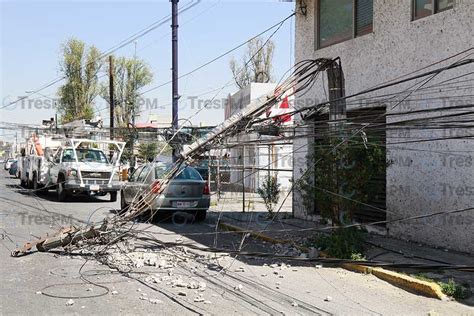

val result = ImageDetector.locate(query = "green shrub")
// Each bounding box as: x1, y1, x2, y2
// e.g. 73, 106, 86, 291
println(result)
440, 279, 469, 300
257, 174, 281, 216
307, 227, 366, 259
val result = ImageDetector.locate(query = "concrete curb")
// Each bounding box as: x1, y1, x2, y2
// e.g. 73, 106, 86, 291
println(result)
218, 220, 447, 300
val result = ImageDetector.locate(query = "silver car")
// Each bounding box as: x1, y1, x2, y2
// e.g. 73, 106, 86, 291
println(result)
120, 163, 210, 221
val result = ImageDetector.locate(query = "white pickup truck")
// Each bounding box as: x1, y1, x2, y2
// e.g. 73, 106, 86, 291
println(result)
45, 139, 126, 202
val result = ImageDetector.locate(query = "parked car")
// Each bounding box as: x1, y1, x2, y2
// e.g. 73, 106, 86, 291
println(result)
120, 163, 210, 221
8, 160, 18, 177
4, 158, 15, 170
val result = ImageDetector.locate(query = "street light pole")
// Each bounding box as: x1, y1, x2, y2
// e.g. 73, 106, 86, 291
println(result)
171, 0, 179, 160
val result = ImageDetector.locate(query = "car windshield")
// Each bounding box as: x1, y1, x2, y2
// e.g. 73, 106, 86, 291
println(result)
63, 148, 109, 163
154, 164, 202, 180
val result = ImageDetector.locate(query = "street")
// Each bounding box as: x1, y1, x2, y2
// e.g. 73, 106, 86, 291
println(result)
1, 170, 472, 315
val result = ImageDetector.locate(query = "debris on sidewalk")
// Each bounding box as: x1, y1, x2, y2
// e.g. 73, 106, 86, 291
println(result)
234, 284, 243, 291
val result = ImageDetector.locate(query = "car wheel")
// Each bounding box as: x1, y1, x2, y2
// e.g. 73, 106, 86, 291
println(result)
110, 191, 118, 202
56, 177, 67, 202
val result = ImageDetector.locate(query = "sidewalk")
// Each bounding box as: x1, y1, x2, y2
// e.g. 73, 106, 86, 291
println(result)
207, 205, 474, 305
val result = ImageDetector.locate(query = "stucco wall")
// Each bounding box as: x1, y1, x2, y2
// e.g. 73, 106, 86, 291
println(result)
294, 0, 474, 253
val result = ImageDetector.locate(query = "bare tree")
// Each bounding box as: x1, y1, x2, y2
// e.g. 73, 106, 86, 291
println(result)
229, 37, 275, 89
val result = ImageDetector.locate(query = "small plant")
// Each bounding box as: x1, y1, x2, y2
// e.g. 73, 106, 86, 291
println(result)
306, 227, 366, 259
439, 279, 469, 300
412, 275, 470, 300
257, 174, 281, 216
350, 252, 366, 261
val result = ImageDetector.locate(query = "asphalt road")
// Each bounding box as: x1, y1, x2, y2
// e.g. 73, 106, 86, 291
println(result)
0, 169, 472, 315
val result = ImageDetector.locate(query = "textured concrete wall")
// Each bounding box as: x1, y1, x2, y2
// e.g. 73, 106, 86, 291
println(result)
294, 0, 474, 253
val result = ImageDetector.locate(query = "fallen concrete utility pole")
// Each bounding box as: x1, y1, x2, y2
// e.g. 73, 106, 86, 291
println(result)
11, 58, 334, 257
11, 222, 108, 257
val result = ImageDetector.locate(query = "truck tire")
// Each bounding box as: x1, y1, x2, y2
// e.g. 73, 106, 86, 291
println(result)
110, 191, 118, 202
32, 173, 38, 192
19, 172, 26, 187
56, 175, 67, 202
120, 191, 128, 211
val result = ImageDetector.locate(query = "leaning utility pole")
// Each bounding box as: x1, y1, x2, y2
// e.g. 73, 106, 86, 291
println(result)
109, 55, 115, 140
171, 0, 179, 160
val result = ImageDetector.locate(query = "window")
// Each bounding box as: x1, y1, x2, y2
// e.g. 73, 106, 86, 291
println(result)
413, 0, 454, 20
174, 167, 203, 180
317, 0, 373, 49
129, 166, 143, 182
137, 165, 151, 182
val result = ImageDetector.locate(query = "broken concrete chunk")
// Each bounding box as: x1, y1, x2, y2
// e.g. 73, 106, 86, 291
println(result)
149, 299, 162, 304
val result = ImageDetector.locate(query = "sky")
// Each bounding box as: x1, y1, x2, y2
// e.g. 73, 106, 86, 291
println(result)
0, 0, 295, 141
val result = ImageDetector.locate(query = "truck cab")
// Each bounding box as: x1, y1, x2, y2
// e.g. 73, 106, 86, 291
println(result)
46, 139, 125, 201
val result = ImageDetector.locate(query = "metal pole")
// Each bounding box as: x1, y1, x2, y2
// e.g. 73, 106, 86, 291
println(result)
171, 0, 179, 160
217, 150, 221, 201
242, 145, 245, 213
109, 55, 115, 140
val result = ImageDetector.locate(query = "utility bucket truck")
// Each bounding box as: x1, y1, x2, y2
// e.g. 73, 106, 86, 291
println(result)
45, 139, 126, 202
18, 133, 63, 191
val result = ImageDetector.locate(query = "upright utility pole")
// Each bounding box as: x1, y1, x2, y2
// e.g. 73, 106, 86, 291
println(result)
171, 0, 179, 160
327, 59, 346, 126
109, 55, 115, 140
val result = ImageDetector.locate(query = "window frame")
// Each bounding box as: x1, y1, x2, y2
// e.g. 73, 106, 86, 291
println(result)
316, 0, 374, 49
412, 0, 454, 21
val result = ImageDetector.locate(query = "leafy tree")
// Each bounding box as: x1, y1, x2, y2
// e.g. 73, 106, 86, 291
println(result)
299, 135, 389, 225
101, 56, 153, 158
229, 37, 275, 89
138, 143, 158, 162
57, 38, 102, 123
100, 56, 153, 128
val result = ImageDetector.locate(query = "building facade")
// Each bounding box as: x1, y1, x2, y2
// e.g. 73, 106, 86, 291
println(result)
293, 0, 474, 253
